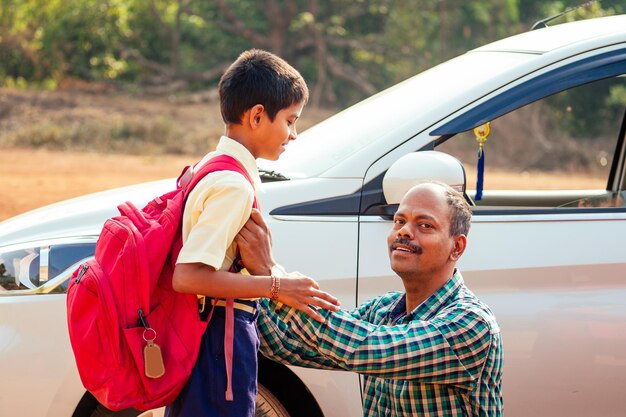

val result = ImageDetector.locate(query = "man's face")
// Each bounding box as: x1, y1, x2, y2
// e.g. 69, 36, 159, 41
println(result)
255, 101, 304, 161
387, 184, 457, 278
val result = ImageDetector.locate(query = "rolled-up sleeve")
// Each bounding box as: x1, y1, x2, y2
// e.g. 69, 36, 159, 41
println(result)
257, 300, 342, 370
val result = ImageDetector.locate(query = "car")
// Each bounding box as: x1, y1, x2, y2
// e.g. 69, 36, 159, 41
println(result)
2, 14, 626, 417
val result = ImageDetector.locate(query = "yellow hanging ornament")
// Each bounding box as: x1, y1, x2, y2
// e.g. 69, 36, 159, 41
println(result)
474, 122, 491, 157
474, 122, 491, 201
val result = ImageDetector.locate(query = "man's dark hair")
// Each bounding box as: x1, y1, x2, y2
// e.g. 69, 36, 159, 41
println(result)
218, 49, 309, 124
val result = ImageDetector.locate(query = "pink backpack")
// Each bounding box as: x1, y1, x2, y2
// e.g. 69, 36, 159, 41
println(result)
66, 155, 256, 411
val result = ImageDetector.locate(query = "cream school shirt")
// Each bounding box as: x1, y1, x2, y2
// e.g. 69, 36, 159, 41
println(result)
177, 136, 261, 271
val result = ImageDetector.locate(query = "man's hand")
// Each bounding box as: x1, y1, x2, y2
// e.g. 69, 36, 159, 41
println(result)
278, 271, 340, 322
235, 209, 341, 322
235, 208, 275, 276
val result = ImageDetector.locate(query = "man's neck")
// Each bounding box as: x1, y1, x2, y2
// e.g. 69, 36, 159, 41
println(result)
401, 267, 455, 313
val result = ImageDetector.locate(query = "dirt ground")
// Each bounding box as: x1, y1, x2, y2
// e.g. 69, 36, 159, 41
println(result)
0, 148, 194, 221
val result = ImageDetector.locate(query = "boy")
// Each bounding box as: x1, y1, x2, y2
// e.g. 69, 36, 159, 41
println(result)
166, 49, 340, 417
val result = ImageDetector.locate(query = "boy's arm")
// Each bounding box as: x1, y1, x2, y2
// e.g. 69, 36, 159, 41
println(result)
173, 179, 339, 321
173, 263, 336, 322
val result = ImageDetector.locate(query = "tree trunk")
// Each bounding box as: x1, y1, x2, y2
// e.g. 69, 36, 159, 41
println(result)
170, 0, 184, 75
307, 0, 326, 108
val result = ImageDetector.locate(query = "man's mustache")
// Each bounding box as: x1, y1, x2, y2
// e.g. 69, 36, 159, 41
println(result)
390, 237, 423, 254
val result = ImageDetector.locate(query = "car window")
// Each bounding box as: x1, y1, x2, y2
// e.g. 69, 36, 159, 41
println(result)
258, 50, 534, 179
0, 243, 95, 294
437, 74, 626, 210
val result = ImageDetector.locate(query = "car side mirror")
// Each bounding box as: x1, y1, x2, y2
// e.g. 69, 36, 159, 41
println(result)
382, 151, 467, 204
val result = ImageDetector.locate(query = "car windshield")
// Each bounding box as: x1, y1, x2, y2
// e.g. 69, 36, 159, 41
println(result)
258, 50, 535, 179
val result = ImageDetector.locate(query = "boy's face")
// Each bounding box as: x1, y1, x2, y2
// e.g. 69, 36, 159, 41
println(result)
255, 101, 304, 160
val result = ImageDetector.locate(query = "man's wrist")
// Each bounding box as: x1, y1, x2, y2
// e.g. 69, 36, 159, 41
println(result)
246, 261, 278, 276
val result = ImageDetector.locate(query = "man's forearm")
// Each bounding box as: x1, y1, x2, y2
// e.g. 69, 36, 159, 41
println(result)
257, 301, 343, 370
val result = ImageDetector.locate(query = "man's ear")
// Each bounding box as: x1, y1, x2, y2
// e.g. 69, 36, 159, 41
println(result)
449, 235, 467, 261
247, 104, 265, 129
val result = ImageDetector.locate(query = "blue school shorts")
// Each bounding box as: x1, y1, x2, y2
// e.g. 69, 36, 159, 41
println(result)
165, 300, 260, 417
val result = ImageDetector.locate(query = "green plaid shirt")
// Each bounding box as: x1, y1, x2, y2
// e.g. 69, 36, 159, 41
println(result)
257, 270, 503, 417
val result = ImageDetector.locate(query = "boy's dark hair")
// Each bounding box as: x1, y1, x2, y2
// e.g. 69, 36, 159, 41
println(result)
218, 49, 309, 124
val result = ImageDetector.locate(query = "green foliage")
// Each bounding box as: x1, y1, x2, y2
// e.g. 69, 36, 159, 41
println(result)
0, 0, 45, 82
512, 1, 625, 139
546, 77, 624, 138
380, 0, 520, 83
0, 0, 622, 126
519, 0, 623, 28
608, 85, 626, 107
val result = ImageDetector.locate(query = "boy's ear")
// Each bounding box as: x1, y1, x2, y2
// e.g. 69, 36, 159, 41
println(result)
247, 104, 265, 129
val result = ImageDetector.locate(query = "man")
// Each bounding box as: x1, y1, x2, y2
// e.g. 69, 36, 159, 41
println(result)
235, 181, 503, 416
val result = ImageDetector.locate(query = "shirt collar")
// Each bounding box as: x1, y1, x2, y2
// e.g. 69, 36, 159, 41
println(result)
389, 269, 465, 322
200, 136, 261, 188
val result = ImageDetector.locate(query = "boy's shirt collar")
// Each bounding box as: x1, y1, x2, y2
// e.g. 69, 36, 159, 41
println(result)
213, 136, 262, 188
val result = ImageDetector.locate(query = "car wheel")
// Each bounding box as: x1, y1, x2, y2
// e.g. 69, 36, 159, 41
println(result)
89, 404, 141, 417
85, 383, 289, 417
256, 383, 291, 417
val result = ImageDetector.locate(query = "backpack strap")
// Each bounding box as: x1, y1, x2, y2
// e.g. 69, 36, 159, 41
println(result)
224, 298, 235, 401
182, 154, 257, 205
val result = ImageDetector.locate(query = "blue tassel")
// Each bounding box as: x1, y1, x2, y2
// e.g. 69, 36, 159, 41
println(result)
475, 147, 484, 201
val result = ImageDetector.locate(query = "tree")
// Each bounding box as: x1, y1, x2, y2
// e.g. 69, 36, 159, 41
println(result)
179, 0, 388, 106
0, 0, 53, 82
1, 0, 622, 110
381, 0, 519, 83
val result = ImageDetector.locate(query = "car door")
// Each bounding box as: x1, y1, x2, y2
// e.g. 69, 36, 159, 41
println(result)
356, 43, 626, 417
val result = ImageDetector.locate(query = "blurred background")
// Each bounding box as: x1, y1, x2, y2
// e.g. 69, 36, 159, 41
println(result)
0, 0, 625, 220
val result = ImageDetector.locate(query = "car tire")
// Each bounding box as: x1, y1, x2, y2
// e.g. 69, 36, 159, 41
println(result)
85, 383, 290, 417
256, 383, 291, 417
89, 404, 141, 417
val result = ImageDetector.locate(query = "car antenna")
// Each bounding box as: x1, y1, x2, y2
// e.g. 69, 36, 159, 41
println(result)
531, 0, 597, 30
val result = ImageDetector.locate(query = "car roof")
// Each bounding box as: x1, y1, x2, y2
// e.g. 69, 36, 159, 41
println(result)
476, 14, 626, 54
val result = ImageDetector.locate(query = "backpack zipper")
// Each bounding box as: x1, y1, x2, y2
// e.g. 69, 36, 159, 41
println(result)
75, 263, 89, 284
